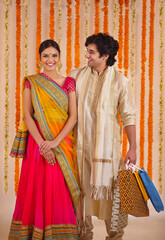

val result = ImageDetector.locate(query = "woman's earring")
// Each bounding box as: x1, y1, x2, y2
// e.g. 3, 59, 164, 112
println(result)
38, 61, 42, 69
58, 62, 63, 71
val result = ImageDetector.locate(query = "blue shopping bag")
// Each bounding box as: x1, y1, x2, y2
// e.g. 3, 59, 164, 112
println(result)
139, 168, 164, 213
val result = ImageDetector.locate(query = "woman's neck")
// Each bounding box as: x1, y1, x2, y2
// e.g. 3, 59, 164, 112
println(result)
42, 70, 59, 80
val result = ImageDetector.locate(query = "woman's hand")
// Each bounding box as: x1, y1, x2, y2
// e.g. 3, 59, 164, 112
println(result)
39, 140, 58, 155
43, 149, 56, 165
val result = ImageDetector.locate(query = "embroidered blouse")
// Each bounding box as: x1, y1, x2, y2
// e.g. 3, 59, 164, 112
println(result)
24, 73, 76, 97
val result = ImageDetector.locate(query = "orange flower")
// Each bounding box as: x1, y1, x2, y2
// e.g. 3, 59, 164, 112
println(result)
102, 0, 108, 34
74, 0, 80, 68
122, 2, 130, 159
140, 0, 147, 169
95, 0, 100, 34
147, 0, 155, 179
49, 0, 55, 39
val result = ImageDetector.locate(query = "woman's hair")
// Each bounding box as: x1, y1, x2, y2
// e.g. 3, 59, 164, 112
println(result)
39, 39, 61, 56
85, 33, 119, 66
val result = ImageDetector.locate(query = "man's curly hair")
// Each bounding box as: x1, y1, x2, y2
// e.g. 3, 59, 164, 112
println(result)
85, 33, 119, 66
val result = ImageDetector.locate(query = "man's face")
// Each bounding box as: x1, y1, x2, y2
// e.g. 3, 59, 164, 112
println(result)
85, 43, 107, 72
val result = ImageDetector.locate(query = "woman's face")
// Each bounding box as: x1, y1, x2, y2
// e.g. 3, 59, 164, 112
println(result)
40, 46, 60, 72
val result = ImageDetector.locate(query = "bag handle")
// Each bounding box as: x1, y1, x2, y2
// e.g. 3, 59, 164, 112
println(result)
126, 160, 143, 173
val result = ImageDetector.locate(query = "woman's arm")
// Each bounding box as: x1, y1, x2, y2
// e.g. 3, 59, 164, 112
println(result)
39, 90, 77, 154
23, 87, 55, 165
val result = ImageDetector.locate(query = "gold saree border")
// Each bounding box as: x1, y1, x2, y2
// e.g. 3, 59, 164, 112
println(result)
9, 220, 78, 240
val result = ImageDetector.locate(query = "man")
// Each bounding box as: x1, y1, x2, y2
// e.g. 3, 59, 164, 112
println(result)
69, 33, 136, 240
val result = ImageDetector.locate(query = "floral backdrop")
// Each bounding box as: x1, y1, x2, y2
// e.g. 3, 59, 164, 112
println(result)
0, 0, 164, 203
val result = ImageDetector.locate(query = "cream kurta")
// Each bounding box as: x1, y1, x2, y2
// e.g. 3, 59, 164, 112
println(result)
69, 66, 136, 220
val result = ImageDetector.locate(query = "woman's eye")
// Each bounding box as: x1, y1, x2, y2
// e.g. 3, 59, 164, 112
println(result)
52, 54, 58, 58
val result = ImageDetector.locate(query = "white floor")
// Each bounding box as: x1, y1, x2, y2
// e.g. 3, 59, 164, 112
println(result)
93, 212, 165, 240
0, 204, 165, 240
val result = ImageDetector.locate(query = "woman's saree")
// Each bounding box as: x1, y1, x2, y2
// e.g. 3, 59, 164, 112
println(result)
9, 74, 81, 240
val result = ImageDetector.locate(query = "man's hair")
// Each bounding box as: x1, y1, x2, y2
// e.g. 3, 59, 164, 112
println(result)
85, 33, 119, 66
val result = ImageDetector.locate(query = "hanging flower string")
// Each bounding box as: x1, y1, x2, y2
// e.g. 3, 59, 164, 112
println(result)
122, 0, 129, 159
158, 0, 164, 194
49, 0, 55, 39
57, 0, 63, 49
102, 0, 108, 34
112, 0, 119, 41
23, 0, 30, 76
117, 0, 124, 71
66, 0, 72, 75
84, 0, 89, 40
147, 0, 155, 179
74, 0, 80, 68
36, 0, 41, 73
4, 0, 9, 194
95, 0, 100, 34
15, 0, 21, 196
139, 0, 147, 168
117, 0, 124, 133
130, 0, 137, 87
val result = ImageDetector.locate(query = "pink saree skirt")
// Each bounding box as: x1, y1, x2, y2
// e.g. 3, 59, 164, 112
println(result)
9, 132, 78, 240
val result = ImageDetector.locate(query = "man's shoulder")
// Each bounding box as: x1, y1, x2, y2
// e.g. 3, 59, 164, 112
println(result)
69, 66, 86, 79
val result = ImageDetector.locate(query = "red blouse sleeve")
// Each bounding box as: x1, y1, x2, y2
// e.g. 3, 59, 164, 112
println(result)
67, 77, 76, 93
24, 79, 31, 89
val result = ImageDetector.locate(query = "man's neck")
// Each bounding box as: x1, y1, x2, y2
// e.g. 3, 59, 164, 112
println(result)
93, 65, 108, 75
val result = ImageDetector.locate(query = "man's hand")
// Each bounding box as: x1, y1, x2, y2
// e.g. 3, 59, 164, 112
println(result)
124, 148, 136, 165
42, 149, 56, 165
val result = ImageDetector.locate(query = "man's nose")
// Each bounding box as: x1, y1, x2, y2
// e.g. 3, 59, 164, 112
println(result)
85, 52, 90, 58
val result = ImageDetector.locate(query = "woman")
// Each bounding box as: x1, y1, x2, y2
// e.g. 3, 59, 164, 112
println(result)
9, 40, 81, 239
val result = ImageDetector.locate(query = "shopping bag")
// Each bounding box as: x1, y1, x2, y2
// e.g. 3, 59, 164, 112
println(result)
118, 170, 149, 217
139, 168, 164, 212
134, 171, 149, 201
110, 179, 128, 232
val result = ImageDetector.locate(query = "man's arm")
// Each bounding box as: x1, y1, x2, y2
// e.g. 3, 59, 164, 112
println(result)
124, 125, 136, 165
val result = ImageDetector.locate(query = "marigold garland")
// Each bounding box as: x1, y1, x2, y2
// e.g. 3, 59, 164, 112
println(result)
15, 0, 22, 196
147, 0, 155, 179
84, 0, 89, 40
112, 0, 119, 40
23, 0, 30, 76
130, 0, 137, 87
117, 0, 124, 135
74, 0, 80, 68
57, 0, 63, 49
4, 0, 9, 194
66, 0, 72, 75
95, 0, 100, 34
139, 0, 147, 168
158, 0, 164, 194
36, 0, 41, 73
102, 0, 108, 34
117, 0, 124, 71
122, 1, 130, 159
49, 0, 55, 39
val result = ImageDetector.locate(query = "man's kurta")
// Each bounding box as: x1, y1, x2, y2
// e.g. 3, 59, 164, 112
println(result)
70, 66, 136, 220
